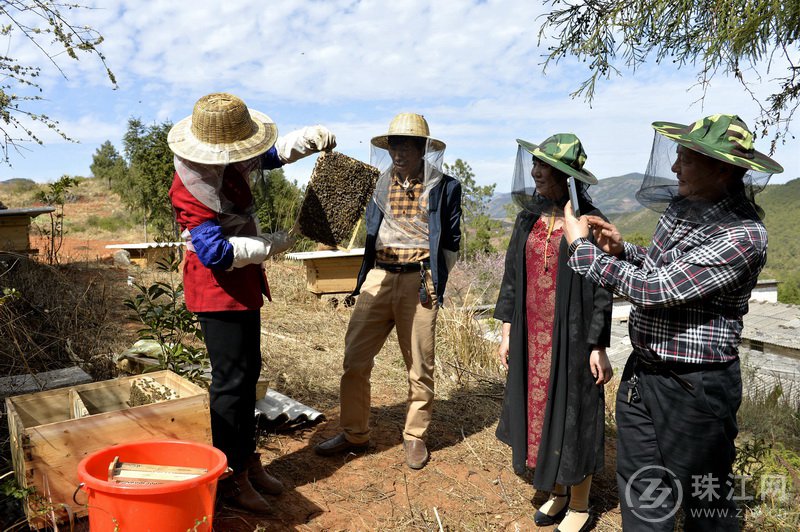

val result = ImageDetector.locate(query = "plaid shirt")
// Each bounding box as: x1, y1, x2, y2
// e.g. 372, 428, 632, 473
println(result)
375, 173, 430, 264
568, 194, 767, 364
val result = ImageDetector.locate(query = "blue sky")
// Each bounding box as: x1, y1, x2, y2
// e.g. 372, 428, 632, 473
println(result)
2, 0, 798, 191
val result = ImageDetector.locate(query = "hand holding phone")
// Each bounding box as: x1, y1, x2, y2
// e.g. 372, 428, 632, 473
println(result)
567, 175, 581, 217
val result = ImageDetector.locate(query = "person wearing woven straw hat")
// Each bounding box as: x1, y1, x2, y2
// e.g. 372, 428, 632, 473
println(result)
494, 133, 613, 532
314, 113, 461, 470
561, 114, 783, 531
168, 92, 336, 514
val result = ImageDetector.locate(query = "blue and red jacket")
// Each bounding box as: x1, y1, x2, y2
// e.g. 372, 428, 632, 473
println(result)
169, 148, 282, 312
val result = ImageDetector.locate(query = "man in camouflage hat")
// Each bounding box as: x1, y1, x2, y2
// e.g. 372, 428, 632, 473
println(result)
561, 114, 783, 530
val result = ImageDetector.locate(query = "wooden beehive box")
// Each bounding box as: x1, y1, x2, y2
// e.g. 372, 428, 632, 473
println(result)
0, 207, 55, 255
5, 370, 211, 528
286, 248, 365, 297
104, 242, 183, 267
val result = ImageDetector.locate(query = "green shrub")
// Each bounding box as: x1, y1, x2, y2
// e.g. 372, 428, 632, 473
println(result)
85, 213, 134, 232
124, 252, 208, 384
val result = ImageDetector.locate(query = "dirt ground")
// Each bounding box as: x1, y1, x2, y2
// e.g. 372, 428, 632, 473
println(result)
19, 230, 625, 530
204, 261, 624, 532
29, 236, 130, 263
213, 397, 621, 532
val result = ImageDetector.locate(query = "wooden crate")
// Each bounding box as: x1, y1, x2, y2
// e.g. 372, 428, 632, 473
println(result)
0, 207, 55, 255
0, 215, 31, 251
5, 370, 211, 528
287, 248, 365, 296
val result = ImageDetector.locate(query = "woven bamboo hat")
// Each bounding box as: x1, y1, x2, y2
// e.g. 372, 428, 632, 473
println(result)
371, 113, 445, 151
168, 93, 278, 164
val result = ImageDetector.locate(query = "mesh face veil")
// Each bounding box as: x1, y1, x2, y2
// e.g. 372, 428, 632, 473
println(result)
175, 154, 262, 239
511, 143, 592, 216
636, 132, 773, 224
370, 137, 445, 251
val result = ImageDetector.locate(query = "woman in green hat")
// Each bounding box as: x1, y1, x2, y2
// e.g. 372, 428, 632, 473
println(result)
494, 133, 613, 532
562, 114, 783, 530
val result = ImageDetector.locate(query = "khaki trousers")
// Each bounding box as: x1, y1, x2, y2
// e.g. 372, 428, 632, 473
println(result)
340, 268, 438, 443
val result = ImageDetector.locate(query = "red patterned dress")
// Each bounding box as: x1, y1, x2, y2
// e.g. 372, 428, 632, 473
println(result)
524, 215, 562, 467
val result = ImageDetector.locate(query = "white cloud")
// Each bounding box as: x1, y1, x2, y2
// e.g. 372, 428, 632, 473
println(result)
1, 0, 797, 186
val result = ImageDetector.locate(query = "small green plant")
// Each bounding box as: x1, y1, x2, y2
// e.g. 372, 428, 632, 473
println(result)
34, 175, 80, 265
0, 287, 19, 305
1, 472, 33, 501
734, 378, 800, 529
0, 472, 34, 530
188, 515, 208, 531
124, 252, 208, 384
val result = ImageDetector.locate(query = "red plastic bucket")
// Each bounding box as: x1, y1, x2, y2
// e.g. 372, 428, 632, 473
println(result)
77, 440, 227, 532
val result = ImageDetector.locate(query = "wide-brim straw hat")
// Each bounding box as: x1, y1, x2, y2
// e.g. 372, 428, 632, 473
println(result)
517, 133, 598, 185
652, 113, 783, 174
168, 93, 278, 165
371, 112, 446, 151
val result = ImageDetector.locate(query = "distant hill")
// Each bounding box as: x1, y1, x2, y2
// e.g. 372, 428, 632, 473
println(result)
610, 177, 800, 237
0, 178, 37, 189
488, 172, 645, 219
487, 177, 800, 302
607, 178, 800, 303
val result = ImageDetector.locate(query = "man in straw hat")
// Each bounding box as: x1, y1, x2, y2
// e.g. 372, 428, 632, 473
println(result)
314, 113, 461, 470
561, 114, 783, 530
168, 92, 335, 514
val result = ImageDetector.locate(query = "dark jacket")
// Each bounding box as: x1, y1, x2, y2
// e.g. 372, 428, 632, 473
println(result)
494, 204, 612, 490
352, 174, 462, 306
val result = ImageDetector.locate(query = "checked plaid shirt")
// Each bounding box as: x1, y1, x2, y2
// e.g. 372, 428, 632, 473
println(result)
375, 173, 430, 264
568, 192, 767, 364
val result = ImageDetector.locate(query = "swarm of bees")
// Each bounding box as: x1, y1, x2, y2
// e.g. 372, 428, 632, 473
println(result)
128, 377, 178, 407
297, 151, 379, 247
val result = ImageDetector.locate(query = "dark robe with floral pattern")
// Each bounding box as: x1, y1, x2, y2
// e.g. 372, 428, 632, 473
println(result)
494, 204, 612, 490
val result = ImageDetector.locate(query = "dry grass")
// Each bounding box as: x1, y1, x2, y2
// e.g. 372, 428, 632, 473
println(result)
1, 177, 143, 243
0, 255, 132, 381
248, 259, 624, 531
1, 243, 793, 530
0, 254, 137, 530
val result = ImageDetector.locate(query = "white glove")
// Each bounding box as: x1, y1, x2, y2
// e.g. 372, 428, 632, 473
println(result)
228, 236, 270, 269
444, 249, 458, 272
274, 125, 337, 164
262, 231, 296, 258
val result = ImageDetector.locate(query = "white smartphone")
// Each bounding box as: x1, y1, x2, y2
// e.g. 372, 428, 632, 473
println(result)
567, 175, 581, 217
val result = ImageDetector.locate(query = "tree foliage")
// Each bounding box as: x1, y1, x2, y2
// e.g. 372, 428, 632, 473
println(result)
0, 1, 116, 164
90, 140, 126, 187
444, 159, 501, 259
33, 174, 79, 264
539, 0, 800, 150
116, 118, 175, 240
252, 168, 303, 233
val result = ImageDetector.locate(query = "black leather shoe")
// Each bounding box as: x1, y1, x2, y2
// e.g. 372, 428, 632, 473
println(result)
534, 493, 569, 526
314, 433, 369, 456
554, 508, 593, 532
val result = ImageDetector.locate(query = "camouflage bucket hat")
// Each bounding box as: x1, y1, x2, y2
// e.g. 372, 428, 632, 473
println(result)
652, 114, 783, 174
516, 133, 598, 184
